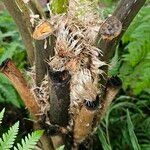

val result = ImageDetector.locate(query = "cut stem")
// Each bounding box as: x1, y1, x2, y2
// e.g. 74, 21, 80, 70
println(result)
0, 59, 40, 120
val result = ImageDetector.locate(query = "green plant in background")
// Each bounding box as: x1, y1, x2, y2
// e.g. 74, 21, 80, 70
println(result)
104, 3, 150, 95
0, 73, 24, 108
0, 108, 43, 150
98, 94, 150, 150
105, 3, 150, 95
51, 0, 69, 14
126, 110, 141, 150
0, 10, 27, 108
108, 48, 121, 76
98, 2, 150, 150
0, 11, 26, 68
119, 6, 150, 95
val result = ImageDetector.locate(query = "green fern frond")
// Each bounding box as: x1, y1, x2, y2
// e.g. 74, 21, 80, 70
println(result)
14, 130, 43, 150
127, 110, 141, 150
122, 6, 150, 66
0, 108, 5, 124
122, 6, 150, 44
0, 121, 19, 150
119, 6, 150, 95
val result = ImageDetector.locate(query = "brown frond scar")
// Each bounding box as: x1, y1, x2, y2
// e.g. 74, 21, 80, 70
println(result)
99, 16, 122, 41
97, 0, 146, 61
32, 20, 54, 40
0, 59, 40, 120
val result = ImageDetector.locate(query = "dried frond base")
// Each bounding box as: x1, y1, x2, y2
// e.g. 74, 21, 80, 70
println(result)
46, 0, 107, 143
30, 0, 108, 143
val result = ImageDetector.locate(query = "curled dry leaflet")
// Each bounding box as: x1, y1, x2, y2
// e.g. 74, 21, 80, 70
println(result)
31, 0, 122, 145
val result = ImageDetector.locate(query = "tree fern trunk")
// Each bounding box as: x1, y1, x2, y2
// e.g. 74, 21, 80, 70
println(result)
1, 0, 146, 149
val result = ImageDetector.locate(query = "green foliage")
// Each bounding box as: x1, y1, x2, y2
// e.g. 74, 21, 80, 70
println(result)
108, 48, 121, 76
0, 11, 26, 67
98, 94, 150, 150
127, 110, 141, 150
119, 6, 150, 95
51, 0, 69, 14
0, 109, 43, 150
0, 122, 19, 150
14, 130, 44, 150
0, 108, 5, 124
97, 128, 111, 150
0, 10, 26, 108
105, 6, 150, 149
0, 73, 24, 108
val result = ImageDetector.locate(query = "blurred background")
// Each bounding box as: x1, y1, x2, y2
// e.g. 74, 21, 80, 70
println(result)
0, 0, 149, 149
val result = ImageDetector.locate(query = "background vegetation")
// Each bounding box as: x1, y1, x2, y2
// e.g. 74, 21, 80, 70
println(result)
0, 0, 149, 149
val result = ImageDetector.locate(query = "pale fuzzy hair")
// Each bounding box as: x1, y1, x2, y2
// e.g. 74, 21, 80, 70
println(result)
48, 16, 105, 71
47, 1, 106, 107
28, 0, 107, 129
70, 69, 99, 105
